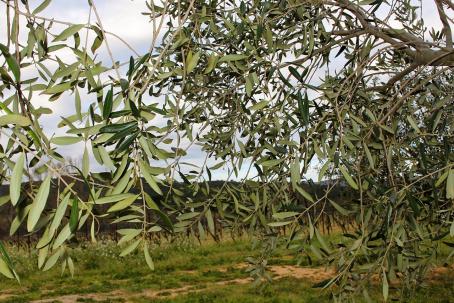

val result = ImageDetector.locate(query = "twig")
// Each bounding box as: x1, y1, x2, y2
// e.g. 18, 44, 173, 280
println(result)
88, 0, 121, 80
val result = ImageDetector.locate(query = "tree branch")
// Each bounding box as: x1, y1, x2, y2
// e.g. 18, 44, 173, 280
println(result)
365, 62, 419, 92
435, 0, 453, 48
327, 0, 454, 66
443, 0, 454, 12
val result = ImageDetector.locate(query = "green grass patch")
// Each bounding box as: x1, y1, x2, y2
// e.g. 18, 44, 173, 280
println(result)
0, 235, 452, 303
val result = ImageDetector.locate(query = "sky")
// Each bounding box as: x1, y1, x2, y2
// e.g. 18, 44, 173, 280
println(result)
0, 0, 257, 181
0, 0, 445, 181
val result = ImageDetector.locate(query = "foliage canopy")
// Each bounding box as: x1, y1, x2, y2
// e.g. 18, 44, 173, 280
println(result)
0, 0, 454, 300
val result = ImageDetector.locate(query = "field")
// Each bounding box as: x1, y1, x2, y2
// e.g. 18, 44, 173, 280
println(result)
0, 236, 453, 303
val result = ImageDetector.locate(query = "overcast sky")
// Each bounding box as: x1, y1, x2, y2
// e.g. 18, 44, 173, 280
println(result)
0, 0, 444, 181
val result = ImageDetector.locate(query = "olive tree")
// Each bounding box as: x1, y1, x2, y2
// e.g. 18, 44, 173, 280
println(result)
0, 0, 453, 301
156, 0, 454, 299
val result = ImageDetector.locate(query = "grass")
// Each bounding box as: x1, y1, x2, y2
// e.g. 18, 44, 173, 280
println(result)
137, 278, 330, 303
0, 237, 266, 302
135, 275, 454, 303
0, 234, 453, 303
